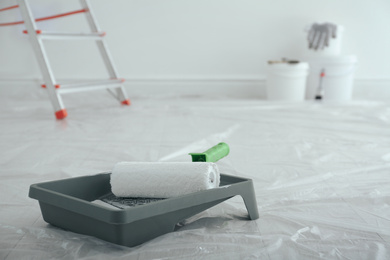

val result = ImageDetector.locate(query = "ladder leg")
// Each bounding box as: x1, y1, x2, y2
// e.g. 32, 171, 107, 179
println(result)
17, 0, 68, 119
79, 0, 130, 105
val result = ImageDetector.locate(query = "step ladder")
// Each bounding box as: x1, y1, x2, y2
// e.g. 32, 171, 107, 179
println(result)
1, 0, 130, 119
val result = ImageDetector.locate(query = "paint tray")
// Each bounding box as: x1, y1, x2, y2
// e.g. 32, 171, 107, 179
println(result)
29, 172, 259, 247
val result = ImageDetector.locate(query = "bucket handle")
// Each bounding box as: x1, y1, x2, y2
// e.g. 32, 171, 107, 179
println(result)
269, 72, 309, 78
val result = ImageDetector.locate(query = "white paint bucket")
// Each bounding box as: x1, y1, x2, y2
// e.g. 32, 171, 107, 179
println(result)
305, 55, 358, 101
266, 62, 309, 101
304, 25, 344, 57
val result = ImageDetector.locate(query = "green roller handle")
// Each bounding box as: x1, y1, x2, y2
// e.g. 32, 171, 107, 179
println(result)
189, 142, 230, 162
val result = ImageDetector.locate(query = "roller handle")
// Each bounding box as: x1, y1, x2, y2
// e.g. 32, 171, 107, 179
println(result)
189, 142, 230, 162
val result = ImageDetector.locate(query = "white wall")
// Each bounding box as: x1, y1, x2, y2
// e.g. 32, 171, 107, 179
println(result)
1, 0, 389, 96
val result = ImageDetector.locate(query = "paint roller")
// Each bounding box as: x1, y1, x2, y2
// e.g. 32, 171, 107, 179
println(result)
110, 143, 230, 198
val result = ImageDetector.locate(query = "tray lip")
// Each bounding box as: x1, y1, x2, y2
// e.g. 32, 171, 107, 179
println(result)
29, 172, 254, 224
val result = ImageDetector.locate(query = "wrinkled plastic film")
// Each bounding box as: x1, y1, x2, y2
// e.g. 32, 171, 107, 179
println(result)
1, 88, 390, 259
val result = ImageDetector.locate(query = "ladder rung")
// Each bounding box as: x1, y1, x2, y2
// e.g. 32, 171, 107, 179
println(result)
0, 5, 19, 12
57, 79, 125, 94
23, 30, 106, 40
1, 8, 86, 27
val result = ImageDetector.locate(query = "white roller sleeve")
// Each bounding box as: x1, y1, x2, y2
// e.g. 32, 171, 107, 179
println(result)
110, 162, 220, 198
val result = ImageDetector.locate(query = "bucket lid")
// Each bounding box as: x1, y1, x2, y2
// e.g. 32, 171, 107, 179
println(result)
268, 62, 309, 70
304, 55, 357, 64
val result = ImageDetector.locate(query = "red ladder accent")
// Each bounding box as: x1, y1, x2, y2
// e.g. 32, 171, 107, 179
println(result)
0, 8, 86, 27
0, 5, 19, 12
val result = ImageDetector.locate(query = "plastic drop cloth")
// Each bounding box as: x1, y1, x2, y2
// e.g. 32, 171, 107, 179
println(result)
1, 86, 390, 260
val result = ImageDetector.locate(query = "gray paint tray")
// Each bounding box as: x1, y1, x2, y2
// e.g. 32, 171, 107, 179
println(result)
29, 173, 259, 247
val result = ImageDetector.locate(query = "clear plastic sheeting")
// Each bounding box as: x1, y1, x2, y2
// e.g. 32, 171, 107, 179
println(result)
1, 87, 390, 259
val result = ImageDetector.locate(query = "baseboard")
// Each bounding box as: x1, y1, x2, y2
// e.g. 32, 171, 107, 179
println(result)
0, 77, 389, 100
351, 78, 390, 101
0, 76, 266, 99
123, 76, 266, 99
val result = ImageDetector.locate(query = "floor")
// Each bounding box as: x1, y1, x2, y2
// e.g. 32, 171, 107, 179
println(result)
1, 85, 390, 259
